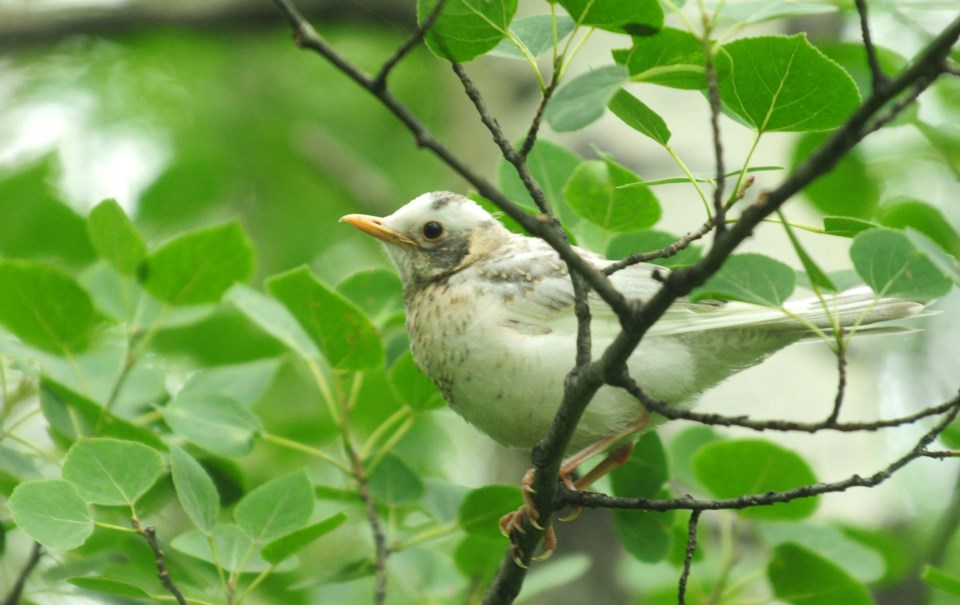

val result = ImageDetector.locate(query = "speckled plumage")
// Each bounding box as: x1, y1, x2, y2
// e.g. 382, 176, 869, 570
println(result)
343, 192, 923, 452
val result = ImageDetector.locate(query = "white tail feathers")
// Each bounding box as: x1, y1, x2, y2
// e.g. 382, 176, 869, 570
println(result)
780, 286, 927, 331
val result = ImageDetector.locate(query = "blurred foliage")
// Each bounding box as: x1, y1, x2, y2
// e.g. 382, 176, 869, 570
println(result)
0, 1, 958, 605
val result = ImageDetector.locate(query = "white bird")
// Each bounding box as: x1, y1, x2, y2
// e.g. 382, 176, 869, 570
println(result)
342, 191, 922, 552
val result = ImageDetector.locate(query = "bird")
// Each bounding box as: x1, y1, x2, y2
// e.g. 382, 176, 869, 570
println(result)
341, 191, 923, 556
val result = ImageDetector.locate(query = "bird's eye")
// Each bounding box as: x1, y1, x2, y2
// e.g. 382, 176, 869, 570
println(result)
422, 221, 444, 241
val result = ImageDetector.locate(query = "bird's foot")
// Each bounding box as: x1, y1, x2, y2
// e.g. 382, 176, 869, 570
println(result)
499, 469, 558, 563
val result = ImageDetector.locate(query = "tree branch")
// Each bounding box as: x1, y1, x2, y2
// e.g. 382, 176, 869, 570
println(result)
2, 542, 42, 605
562, 400, 960, 512
372, 0, 445, 90
854, 0, 890, 92
131, 518, 188, 605
678, 510, 701, 605
701, 9, 726, 235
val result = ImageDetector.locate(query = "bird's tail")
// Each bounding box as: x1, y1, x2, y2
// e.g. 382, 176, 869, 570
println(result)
778, 286, 927, 332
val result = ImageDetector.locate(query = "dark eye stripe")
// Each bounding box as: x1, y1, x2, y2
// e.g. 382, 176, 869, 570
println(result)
422, 221, 444, 240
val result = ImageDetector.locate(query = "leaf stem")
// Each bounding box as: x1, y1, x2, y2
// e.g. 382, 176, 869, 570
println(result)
259, 432, 350, 474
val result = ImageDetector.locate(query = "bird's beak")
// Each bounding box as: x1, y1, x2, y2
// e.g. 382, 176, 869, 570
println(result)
340, 214, 419, 248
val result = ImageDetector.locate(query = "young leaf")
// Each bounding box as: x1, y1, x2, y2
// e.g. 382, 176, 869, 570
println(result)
261, 512, 348, 564
177, 358, 281, 407
368, 454, 426, 505
612, 497, 675, 563
337, 269, 404, 323
564, 158, 661, 232
235, 470, 313, 543
718, 35, 860, 132
608, 89, 671, 145
693, 439, 819, 520
389, 352, 443, 411
850, 228, 952, 300
923, 566, 960, 597
823, 216, 878, 237
626, 28, 707, 89
609, 433, 668, 498
458, 484, 522, 539
418, 0, 518, 62
769, 543, 873, 605
606, 230, 702, 268
490, 15, 575, 60
139, 221, 254, 306
556, 0, 662, 35
61, 438, 164, 507
8, 480, 93, 550
39, 378, 166, 449
0, 260, 103, 354
689, 253, 796, 307
266, 266, 384, 370
877, 198, 960, 257
227, 284, 321, 359
172, 524, 279, 573
162, 393, 262, 458
170, 444, 220, 534
68, 577, 152, 599
545, 65, 629, 132
778, 211, 837, 292
86, 199, 147, 275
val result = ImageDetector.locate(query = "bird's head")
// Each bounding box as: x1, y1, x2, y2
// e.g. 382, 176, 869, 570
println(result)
341, 191, 511, 287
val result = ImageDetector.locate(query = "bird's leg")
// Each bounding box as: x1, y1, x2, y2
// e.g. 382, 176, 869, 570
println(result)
499, 413, 649, 562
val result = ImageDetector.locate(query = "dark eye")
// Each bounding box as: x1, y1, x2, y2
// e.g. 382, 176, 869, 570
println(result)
422, 221, 444, 240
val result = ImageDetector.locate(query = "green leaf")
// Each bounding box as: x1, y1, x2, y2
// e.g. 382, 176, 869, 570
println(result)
8, 480, 93, 550
490, 15, 575, 59
877, 199, 960, 257
170, 444, 219, 534
227, 284, 321, 359
905, 228, 960, 287
718, 35, 860, 132
761, 523, 884, 583
267, 266, 384, 370
626, 28, 707, 89
769, 543, 873, 605
368, 454, 425, 505
606, 230, 702, 268
498, 139, 582, 224
235, 470, 313, 543
690, 253, 796, 307
261, 512, 348, 564
0, 260, 103, 354
850, 228, 952, 300
693, 439, 819, 520
39, 378, 166, 449
86, 199, 147, 275
139, 221, 254, 306
823, 216, 878, 237
162, 392, 263, 458
923, 566, 960, 597
610, 433, 668, 497
564, 158, 660, 231
608, 89, 671, 145
336, 269, 404, 323
666, 426, 719, 490
388, 352, 443, 411
458, 484, 521, 539
62, 438, 164, 506
454, 535, 504, 582
612, 496, 675, 563
721, 1, 836, 24
177, 358, 280, 407
545, 65, 629, 132
172, 524, 282, 573
68, 577, 152, 599
779, 212, 837, 292
419, 0, 518, 62
794, 132, 879, 218
557, 0, 662, 35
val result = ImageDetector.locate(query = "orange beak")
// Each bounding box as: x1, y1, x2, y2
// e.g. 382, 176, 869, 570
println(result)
340, 214, 419, 248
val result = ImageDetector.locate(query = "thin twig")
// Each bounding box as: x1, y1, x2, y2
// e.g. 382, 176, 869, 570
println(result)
131, 518, 188, 605
678, 511, 702, 605
702, 11, 726, 235
2, 542, 42, 605
348, 445, 389, 605
372, 0, 446, 90
563, 401, 960, 511
518, 68, 561, 160
603, 218, 715, 275
854, 0, 889, 91
826, 340, 848, 424
614, 375, 960, 434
